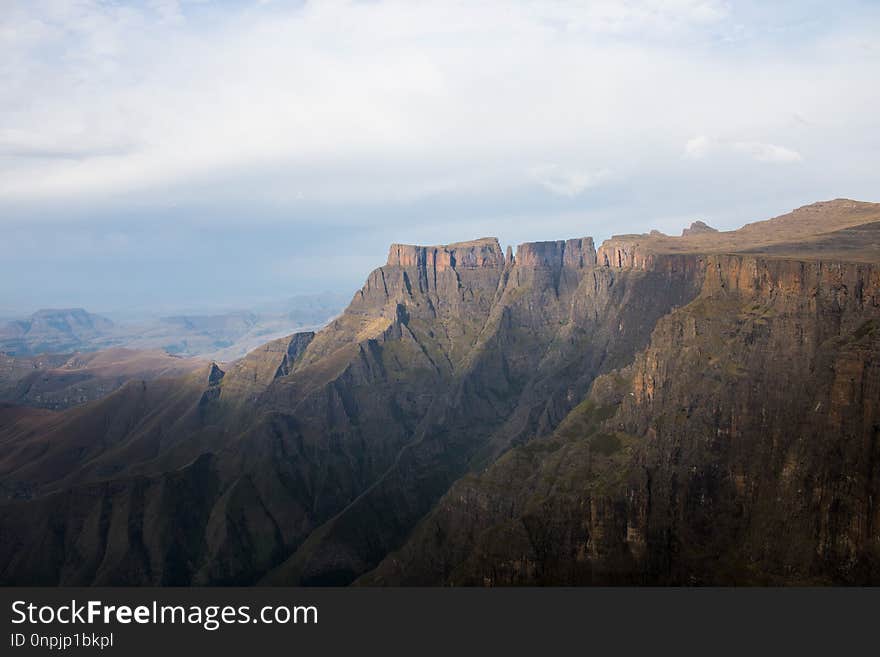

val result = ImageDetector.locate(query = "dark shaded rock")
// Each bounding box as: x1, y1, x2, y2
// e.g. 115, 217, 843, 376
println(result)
363, 253, 880, 586
207, 362, 225, 386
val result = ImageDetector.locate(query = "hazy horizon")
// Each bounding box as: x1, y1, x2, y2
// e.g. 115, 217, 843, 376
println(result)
3, 195, 876, 319
3, 1, 880, 313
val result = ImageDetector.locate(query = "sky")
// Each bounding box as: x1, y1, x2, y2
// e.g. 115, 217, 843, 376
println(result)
1, 0, 879, 316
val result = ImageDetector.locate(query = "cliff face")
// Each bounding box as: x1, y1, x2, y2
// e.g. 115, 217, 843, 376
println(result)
514, 238, 596, 269
615, 255, 880, 584
1, 199, 879, 586
363, 243, 880, 585
260, 234, 699, 586
386, 237, 505, 270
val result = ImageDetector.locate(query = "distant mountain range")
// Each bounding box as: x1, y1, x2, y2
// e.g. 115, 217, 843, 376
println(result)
1, 199, 878, 586
0, 308, 115, 355
0, 293, 349, 361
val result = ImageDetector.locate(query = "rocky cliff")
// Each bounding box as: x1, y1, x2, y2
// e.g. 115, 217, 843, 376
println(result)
361, 202, 880, 585
1, 199, 879, 586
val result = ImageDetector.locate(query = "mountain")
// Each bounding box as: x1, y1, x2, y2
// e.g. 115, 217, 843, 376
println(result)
0, 348, 205, 410
362, 199, 880, 585
0, 198, 878, 585
150, 311, 263, 357
0, 296, 346, 361
0, 308, 114, 356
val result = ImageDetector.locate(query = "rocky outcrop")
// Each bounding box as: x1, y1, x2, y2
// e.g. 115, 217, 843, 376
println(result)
386, 238, 505, 270
514, 237, 596, 269
207, 362, 225, 386
209, 331, 316, 405
682, 220, 717, 236
274, 332, 314, 379
596, 238, 657, 270
596, 242, 706, 281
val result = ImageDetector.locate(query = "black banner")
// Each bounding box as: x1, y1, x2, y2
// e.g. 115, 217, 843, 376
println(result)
1, 587, 876, 655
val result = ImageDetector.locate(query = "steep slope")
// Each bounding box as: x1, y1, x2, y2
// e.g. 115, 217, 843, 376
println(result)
263, 238, 701, 585
0, 239, 513, 584
362, 202, 880, 585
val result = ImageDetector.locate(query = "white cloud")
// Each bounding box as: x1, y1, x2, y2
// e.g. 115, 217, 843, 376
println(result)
148, 0, 186, 25
732, 141, 803, 163
0, 0, 875, 212
683, 135, 715, 160
526, 0, 731, 36
683, 136, 803, 164
528, 164, 610, 197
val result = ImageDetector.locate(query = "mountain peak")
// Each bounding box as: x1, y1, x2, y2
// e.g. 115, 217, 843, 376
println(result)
515, 237, 597, 269
681, 220, 717, 237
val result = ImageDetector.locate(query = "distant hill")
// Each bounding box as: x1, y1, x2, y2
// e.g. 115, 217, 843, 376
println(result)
159, 311, 259, 335
283, 292, 350, 326
0, 348, 205, 410
0, 308, 114, 356
0, 296, 346, 360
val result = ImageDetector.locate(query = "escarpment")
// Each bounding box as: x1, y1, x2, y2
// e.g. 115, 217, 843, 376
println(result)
514, 237, 597, 269
386, 237, 505, 270
2, 198, 880, 586
362, 206, 880, 586
596, 238, 657, 270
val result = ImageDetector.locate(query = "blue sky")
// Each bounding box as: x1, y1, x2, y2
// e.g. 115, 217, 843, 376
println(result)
1, 0, 879, 315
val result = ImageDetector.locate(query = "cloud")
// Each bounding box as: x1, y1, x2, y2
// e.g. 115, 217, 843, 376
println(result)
0, 127, 135, 160
683, 136, 803, 164
526, 0, 731, 37
0, 0, 875, 220
528, 164, 610, 197
683, 135, 715, 160
732, 141, 803, 163
148, 0, 186, 26
4, 0, 880, 314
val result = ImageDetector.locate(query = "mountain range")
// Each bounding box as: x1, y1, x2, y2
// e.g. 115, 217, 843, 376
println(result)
0, 293, 348, 362
0, 199, 878, 585
0, 308, 115, 356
